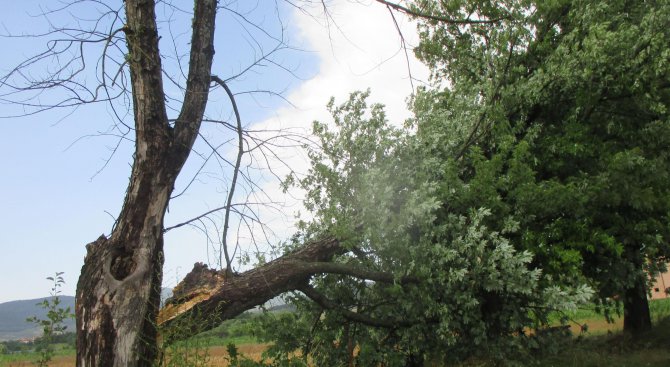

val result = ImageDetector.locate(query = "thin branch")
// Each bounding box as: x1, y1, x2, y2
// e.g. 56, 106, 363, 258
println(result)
211, 75, 245, 274
385, 4, 414, 92
376, 0, 507, 24
296, 261, 418, 284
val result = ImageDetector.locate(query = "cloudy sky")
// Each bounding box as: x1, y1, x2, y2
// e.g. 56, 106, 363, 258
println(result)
0, 0, 428, 302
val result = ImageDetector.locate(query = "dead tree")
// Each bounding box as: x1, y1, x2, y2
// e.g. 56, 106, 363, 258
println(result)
74, 1, 217, 365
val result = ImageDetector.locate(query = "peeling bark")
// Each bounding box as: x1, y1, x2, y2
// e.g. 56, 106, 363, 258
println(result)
75, 0, 217, 366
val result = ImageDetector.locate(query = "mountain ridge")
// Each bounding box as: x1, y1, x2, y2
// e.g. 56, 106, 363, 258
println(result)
0, 288, 173, 342
0, 296, 76, 341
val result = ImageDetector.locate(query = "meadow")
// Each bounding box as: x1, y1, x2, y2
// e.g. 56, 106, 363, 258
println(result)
2, 298, 669, 366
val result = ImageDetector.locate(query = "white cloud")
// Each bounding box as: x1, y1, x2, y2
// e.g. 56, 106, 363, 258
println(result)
243, 1, 429, 241
163, 0, 429, 280
268, 0, 428, 129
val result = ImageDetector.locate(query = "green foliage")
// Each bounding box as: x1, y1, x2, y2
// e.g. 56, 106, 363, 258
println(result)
411, 0, 670, 325
224, 343, 268, 367
26, 272, 74, 367
160, 338, 211, 367
266, 91, 593, 365
157, 312, 264, 366
265, 0, 669, 363
189, 313, 259, 345
0, 345, 76, 365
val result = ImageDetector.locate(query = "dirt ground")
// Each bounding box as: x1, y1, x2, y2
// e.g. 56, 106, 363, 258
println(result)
568, 316, 623, 335
207, 344, 267, 366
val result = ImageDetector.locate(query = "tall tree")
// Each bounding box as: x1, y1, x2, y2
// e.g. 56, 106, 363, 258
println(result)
254, 92, 591, 366
75, 0, 217, 365
413, 0, 670, 334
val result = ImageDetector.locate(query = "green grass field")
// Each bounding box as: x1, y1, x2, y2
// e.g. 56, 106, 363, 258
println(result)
531, 316, 670, 367
2, 299, 670, 366
528, 298, 670, 367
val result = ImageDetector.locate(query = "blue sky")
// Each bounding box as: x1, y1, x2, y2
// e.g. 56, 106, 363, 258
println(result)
0, 0, 428, 303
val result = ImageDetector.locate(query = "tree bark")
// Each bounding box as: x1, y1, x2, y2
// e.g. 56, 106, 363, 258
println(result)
622, 245, 653, 336
623, 275, 652, 335
154, 235, 423, 344
75, 0, 217, 366
157, 236, 346, 343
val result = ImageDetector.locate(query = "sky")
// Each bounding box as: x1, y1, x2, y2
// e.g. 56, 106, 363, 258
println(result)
0, 0, 429, 303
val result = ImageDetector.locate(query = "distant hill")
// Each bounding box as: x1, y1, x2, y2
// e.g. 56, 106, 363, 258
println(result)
0, 296, 76, 341
1, 289, 174, 342
0, 289, 289, 341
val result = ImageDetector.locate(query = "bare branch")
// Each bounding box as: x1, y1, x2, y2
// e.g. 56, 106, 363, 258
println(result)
376, 0, 507, 24
211, 75, 245, 273
171, 0, 217, 161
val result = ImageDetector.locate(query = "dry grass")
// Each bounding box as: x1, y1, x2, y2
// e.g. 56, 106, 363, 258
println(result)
5, 354, 74, 367
207, 344, 268, 366
2, 344, 269, 367
568, 315, 622, 335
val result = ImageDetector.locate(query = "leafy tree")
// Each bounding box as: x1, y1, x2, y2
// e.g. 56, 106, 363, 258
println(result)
254, 0, 670, 362
258, 92, 592, 365
412, 0, 670, 334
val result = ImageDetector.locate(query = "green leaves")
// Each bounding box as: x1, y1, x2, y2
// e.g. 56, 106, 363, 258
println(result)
414, 0, 670, 334
26, 273, 74, 367
260, 0, 670, 362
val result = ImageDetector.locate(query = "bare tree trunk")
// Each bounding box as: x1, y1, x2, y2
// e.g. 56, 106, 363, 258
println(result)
75, 0, 217, 365
623, 275, 652, 335
622, 246, 652, 336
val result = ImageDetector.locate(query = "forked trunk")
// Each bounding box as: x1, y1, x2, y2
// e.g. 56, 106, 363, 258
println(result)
75, 0, 217, 365
76, 156, 174, 366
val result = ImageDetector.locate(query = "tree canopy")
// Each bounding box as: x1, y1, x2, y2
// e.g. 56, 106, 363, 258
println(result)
253, 0, 670, 365
413, 0, 670, 333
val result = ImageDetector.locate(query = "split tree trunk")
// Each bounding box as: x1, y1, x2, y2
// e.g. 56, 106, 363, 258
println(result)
75, 0, 217, 366
155, 234, 421, 344
157, 236, 345, 343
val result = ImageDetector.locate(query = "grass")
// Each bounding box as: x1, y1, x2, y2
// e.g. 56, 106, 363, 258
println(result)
532, 316, 670, 367
556, 298, 670, 335
458, 298, 670, 367
0, 345, 75, 366
2, 299, 670, 366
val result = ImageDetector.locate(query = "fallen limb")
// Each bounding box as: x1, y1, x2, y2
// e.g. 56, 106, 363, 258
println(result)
158, 235, 346, 343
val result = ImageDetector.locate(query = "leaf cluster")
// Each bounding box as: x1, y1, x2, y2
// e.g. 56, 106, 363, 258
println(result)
258, 0, 670, 364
